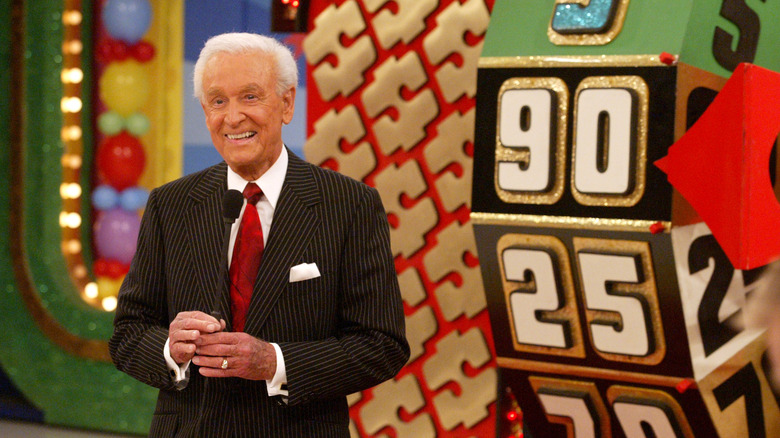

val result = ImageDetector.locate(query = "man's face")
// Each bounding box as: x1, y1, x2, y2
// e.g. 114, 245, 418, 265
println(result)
200, 50, 295, 180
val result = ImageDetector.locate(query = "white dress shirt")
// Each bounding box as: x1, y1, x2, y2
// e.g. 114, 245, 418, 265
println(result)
165, 147, 289, 398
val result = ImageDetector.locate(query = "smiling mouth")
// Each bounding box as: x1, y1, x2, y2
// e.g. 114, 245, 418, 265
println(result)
226, 131, 257, 140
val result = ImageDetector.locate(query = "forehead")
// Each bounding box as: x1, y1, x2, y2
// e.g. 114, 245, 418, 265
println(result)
203, 50, 276, 88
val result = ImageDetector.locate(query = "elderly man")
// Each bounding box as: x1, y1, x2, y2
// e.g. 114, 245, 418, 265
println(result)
109, 32, 409, 437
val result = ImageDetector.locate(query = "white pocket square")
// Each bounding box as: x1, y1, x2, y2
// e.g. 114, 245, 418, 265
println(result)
289, 263, 321, 283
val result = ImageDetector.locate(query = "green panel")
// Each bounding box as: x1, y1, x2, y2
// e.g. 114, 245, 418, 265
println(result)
483, 0, 694, 57
0, 0, 156, 434
681, 0, 780, 76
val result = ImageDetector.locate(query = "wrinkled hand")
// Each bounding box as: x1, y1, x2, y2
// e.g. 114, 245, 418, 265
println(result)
168, 311, 225, 365
192, 332, 277, 381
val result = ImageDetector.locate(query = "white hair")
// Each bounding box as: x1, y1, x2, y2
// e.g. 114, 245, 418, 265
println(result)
193, 32, 298, 101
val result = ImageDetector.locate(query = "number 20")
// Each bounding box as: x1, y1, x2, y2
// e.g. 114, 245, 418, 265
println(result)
495, 76, 648, 207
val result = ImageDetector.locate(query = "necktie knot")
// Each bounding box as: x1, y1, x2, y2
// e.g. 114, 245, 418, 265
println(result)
244, 183, 263, 205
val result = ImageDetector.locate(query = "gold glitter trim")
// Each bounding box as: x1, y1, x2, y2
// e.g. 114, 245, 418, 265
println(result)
497, 356, 689, 388
495, 77, 568, 204
547, 0, 631, 46
479, 54, 667, 69
470, 212, 670, 233
570, 75, 648, 207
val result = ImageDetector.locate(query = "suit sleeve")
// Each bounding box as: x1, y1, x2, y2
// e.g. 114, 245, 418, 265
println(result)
109, 189, 179, 391
280, 186, 410, 405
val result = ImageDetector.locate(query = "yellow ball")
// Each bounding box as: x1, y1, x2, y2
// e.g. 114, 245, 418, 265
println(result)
99, 60, 150, 116
96, 275, 124, 299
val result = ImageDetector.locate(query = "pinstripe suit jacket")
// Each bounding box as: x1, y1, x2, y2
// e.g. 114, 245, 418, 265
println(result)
109, 150, 409, 437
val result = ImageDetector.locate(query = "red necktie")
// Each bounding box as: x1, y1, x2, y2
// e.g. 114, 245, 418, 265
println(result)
229, 183, 264, 332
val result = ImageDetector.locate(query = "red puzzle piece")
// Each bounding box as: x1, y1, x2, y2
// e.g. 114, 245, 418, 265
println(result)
656, 63, 780, 269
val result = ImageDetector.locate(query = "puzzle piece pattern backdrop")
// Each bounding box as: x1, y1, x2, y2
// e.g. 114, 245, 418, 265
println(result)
303, 0, 496, 436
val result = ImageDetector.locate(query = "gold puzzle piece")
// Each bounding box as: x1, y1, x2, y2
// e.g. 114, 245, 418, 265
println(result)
423, 0, 490, 103
364, 0, 439, 49
303, 105, 377, 181
361, 52, 439, 155
374, 161, 438, 258
423, 221, 486, 321
398, 268, 437, 363
424, 109, 475, 212
302, 1, 376, 100
422, 328, 496, 430
398, 267, 427, 306
359, 374, 436, 438
405, 306, 437, 363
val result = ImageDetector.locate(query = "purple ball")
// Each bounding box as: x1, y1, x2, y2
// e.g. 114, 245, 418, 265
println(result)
94, 208, 141, 264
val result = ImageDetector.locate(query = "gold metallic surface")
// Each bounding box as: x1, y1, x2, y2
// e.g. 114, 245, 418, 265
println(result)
570, 75, 648, 207
471, 211, 670, 233
547, 0, 631, 46
495, 77, 568, 205
499, 357, 688, 388
479, 54, 666, 69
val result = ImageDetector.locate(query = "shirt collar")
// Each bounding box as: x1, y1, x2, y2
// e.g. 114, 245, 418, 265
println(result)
226, 147, 288, 209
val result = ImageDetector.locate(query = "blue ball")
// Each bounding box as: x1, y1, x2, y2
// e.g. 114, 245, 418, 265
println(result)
119, 187, 149, 211
92, 185, 119, 210
102, 0, 152, 44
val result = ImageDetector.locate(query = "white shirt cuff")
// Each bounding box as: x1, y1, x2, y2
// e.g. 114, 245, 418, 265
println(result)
164, 338, 191, 385
266, 342, 288, 398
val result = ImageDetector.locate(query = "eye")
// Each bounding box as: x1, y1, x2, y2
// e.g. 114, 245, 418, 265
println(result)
245, 94, 258, 101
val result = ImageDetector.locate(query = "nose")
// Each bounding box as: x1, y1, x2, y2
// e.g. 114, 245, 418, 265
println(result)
224, 103, 246, 126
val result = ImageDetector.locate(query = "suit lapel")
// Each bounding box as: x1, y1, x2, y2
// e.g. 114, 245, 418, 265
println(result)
184, 162, 229, 318
244, 151, 321, 335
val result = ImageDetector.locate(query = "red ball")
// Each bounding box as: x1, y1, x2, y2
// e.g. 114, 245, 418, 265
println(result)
105, 259, 130, 279
110, 40, 130, 61
131, 41, 155, 62
95, 40, 114, 63
96, 132, 146, 190
93, 258, 110, 277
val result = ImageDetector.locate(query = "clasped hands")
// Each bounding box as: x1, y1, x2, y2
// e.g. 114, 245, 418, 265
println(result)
168, 311, 276, 380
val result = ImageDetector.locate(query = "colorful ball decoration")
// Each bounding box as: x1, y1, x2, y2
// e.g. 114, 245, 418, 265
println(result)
91, 185, 119, 210
94, 208, 141, 265
97, 111, 124, 135
119, 187, 149, 211
96, 132, 146, 191
102, 0, 152, 44
125, 112, 151, 136
99, 60, 150, 116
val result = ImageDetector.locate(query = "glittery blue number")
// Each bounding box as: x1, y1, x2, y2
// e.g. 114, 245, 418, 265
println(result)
551, 0, 620, 34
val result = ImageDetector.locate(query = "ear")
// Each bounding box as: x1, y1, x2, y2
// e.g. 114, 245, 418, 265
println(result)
282, 87, 296, 125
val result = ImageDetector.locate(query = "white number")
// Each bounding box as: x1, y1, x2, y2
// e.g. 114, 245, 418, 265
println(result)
498, 89, 554, 192
538, 393, 597, 438
614, 401, 680, 437
504, 248, 568, 348
578, 252, 649, 356
573, 88, 633, 194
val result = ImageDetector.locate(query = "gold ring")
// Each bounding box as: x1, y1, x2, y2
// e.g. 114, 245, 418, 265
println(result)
221, 358, 228, 370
